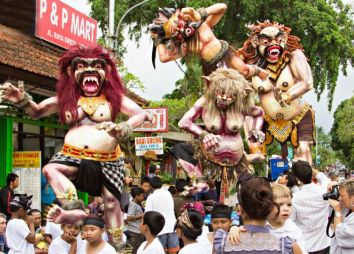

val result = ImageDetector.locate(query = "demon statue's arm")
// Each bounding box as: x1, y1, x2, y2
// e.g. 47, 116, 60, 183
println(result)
178, 97, 221, 149
283, 50, 313, 104
97, 96, 152, 140
243, 106, 265, 161
178, 97, 204, 136
244, 106, 265, 141
0, 81, 58, 118
181, 3, 227, 28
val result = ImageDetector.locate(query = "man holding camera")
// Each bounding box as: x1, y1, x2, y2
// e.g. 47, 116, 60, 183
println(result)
328, 179, 354, 254
290, 160, 331, 254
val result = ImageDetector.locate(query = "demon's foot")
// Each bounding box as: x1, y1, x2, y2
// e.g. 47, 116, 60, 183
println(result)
47, 205, 87, 225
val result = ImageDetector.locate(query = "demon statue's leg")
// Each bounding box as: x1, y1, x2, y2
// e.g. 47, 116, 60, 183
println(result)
43, 163, 88, 224
294, 140, 313, 165
102, 186, 124, 249
43, 163, 79, 203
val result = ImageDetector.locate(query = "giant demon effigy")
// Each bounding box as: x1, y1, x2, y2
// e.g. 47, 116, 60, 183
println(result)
171, 68, 265, 202
238, 21, 315, 164
0, 45, 151, 247
149, 3, 267, 79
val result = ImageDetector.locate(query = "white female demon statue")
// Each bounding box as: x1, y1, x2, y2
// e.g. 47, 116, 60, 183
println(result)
149, 3, 267, 79
171, 68, 265, 202
0, 45, 151, 246
238, 21, 315, 164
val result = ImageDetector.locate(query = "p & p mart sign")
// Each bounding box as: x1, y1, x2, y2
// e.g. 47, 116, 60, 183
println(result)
35, 0, 98, 48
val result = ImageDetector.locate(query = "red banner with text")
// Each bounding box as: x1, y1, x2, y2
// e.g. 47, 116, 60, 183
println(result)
35, 0, 98, 48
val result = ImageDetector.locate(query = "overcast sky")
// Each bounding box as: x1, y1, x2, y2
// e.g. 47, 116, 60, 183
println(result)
62, 0, 354, 133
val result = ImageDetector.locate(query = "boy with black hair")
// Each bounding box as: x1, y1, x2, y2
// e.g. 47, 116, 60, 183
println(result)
137, 211, 165, 254
6, 194, 35, 254
0, 173, 19, 220
126, 186, 145, 254
210, 204, 232, 233
140, 176, 151, 200
48, 200, 86, 254
78, 216, 116, 254
145, 177, 179, 253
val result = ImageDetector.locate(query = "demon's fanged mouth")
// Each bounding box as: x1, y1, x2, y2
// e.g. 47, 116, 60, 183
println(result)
266, 45, 283, 61
82, 74, 100, 93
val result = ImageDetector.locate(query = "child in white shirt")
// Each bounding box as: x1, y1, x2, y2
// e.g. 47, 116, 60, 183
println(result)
48, 223, 80, 254
137, 211, 165, 254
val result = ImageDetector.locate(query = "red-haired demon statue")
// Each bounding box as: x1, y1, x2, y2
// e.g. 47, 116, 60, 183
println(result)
0, 45, 151, 248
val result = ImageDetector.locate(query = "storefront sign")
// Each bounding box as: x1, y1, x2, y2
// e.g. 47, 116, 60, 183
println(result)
135, 136, 164, 156
35, 0, 98, 48
13, 151, 42, 211
134, 108, 168, 132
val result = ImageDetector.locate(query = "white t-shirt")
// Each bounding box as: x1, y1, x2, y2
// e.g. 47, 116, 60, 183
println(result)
48, 236, 71, 254
77, 240, 116, 254
45, 222, 63, 240
145, 189, 176, 235
6, 218, 35, 254
179, 242, 209, 254
137, 238, 165, 254
267, 219, 307, 253
197, 225, 213, 254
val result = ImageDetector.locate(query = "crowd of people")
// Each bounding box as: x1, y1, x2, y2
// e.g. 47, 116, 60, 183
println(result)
0, 159, 353, 254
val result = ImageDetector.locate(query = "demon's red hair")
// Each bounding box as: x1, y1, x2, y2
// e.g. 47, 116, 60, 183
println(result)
56, 45, 125, 124
237, 21, 303, 64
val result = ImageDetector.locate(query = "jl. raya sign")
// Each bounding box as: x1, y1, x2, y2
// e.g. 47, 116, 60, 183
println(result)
35, 0, 98, 48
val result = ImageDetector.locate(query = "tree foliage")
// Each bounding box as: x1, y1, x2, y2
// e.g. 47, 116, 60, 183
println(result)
89, 0, 353, 109
311, 127, 340, 169
330, 96, 354, 167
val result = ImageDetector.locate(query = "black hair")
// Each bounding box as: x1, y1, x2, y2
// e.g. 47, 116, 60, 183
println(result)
291, 160, 312, 184
210, 204, 232, 219
124, 157, 134, 166
10, 194, 32, 213
83, 215, 105, 229
286, 171, 297, 189
28, 209, 41, 215
239, 177, 273, 220
7, 173, 19, 186
150, 176, 163, 189
149, 164, 156, 174
175, 179, 188, 192
141, 176, 150, 185
131, 186, 144, 198
143, 211, 165, 236
176, 209, 203, 240
168, 186, 177, 195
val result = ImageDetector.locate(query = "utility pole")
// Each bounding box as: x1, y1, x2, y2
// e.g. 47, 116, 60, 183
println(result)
108, 0, 115, 49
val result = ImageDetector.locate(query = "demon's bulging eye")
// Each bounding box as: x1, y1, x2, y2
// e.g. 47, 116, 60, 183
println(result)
260, 38, 270, 46
95, 63, 102, 69
76, 63, 84, 69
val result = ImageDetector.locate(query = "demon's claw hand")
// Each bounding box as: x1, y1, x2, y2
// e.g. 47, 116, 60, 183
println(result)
97, 121, 132, 141
248, 129, 265, 143
200, 131, 221, 150
180, 7, 201, 21
0, 81, 25, 104
278, 91, 291, 107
